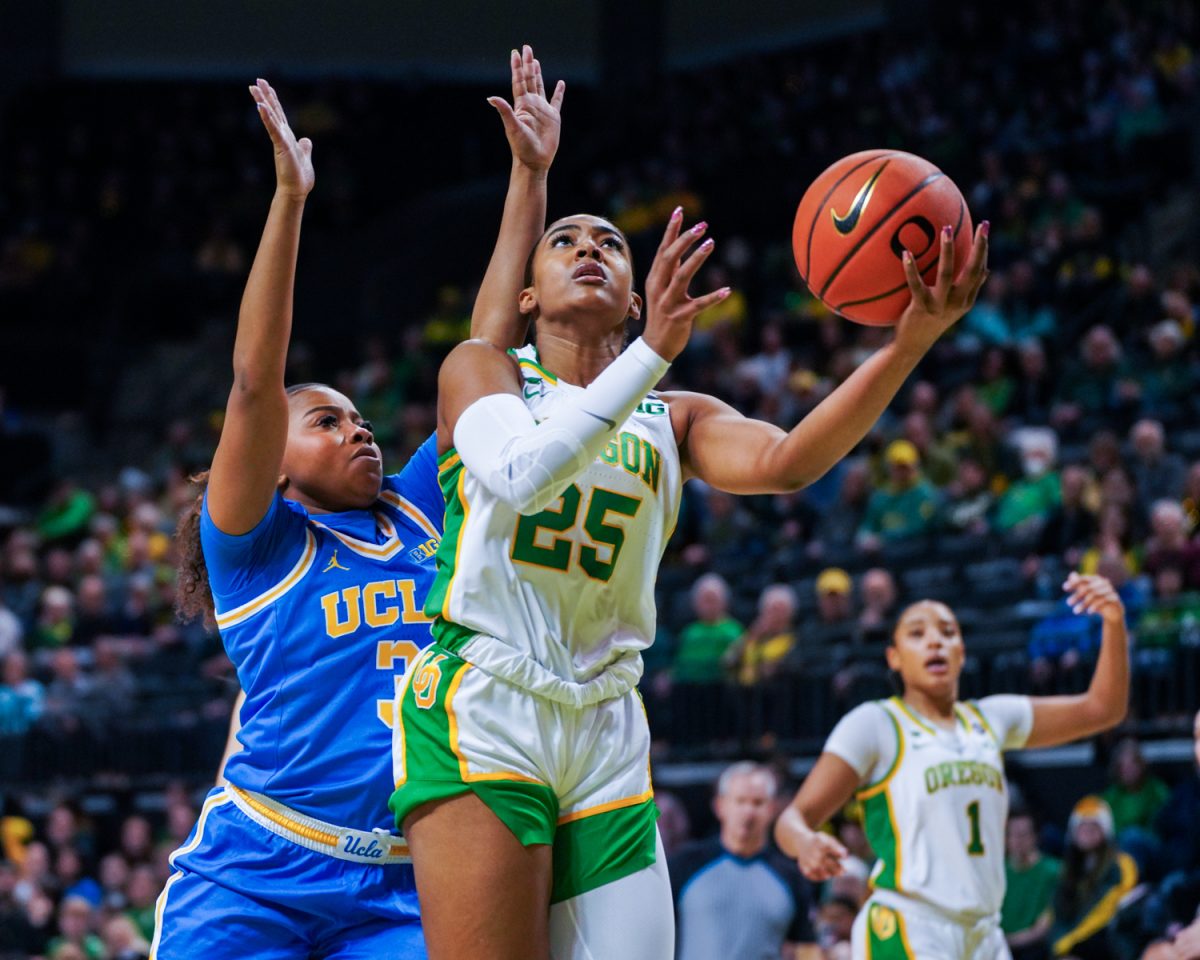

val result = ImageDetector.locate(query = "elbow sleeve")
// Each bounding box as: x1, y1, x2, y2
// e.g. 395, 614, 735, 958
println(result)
454, 337, 669, 514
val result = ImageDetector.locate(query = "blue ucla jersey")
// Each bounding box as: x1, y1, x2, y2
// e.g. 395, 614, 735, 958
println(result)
200, 435, 442, 832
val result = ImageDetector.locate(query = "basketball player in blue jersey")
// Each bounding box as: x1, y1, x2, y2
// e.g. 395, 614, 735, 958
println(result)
152, 49, 564, 959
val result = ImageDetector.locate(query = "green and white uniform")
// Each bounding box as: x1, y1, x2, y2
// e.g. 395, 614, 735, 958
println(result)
825, 695, 1033, 960
390, 344, 681, 907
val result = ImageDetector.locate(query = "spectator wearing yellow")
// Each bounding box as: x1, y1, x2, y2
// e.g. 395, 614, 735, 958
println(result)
724, 584, 799, 685
1050, 796, 1138, 958
856, 440, 940, 550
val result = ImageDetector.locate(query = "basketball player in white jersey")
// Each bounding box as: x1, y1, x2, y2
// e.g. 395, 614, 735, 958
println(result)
389, 114, 990, 953
775, 576, 1129, 960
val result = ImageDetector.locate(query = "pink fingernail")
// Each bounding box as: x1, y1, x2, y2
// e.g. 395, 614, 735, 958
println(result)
720, 286, 732, 296
942, 225, 951, 238
700, 238, 714, 250
691, 221, 708, 234
671, 206, 682, 221
981, 220, 991, 236
903, 250, 912, 263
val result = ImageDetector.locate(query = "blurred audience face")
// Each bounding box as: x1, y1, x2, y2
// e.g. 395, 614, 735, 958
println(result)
126, 864, 158, 908
840, 461, 870, 506
817, 588, 851, 624
691, 574, 730, 623
1132, 420, 1166, 460
714, 764, 776, 858
1060, 465, 1088, 506
1005, 814, 1038, 863
40, 586, 74, 626
757, 586, 797, 634
1112, 738, 1147, 788
51, 648, 80, 682
120, 816, 152, 862
1088, 431, 1121, 475
2, 651, 29, 686
861, 569, 897, 612
902, 413, 933, 452
98, 853, 129, 893
1018, 341, 1046, 379
76, 576, 106, 616
1072, 819, 1105, 853
909, 381, 938, 416
957, 459, 987, 494
46, 804, 79, 848
1151, 500, 1187, 542
57, 895, 94, 941
1155, 566, 1184, 601
102, 914, 149, 955
1082, 326, 1120, 368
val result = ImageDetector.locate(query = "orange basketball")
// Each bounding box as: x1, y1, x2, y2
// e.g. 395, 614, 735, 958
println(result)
792, 150, 973, 326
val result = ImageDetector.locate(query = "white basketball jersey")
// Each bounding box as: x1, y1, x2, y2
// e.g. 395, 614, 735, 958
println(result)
827, 696, 1032, 920
424, 345, 682, 702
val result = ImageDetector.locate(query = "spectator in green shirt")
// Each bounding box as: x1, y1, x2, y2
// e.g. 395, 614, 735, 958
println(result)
46, 896, 106, 960
1102, 737, 1170, 837
1003, 809, 1061, 960
673, 574, 743, 683
995, 427, 1062, 534
856, 440, 940, 550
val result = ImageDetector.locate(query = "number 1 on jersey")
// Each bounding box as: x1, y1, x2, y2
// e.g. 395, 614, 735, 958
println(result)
965, 800, 985, 856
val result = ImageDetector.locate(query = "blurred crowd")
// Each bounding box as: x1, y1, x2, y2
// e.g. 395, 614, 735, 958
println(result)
3, 0, 1200, 955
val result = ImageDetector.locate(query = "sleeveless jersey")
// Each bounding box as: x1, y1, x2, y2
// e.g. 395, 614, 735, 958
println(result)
425, 344, 682, 699
200, 435, 442, 832
825, 695, 1032, 919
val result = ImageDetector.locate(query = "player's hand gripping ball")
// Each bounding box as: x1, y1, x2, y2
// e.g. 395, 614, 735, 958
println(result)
793, 150, 973, 325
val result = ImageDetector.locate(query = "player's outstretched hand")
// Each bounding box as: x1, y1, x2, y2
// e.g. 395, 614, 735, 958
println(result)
894, 221, 989, 353
793, 830, 849, 883
641, 209, 731, 361
1064, 573, 1125, 625
487, 45, 565, 174
249, 79, 314, 200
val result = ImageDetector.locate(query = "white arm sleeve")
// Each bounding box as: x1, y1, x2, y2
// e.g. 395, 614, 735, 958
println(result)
975, 694, 1034, 751
453, 337, 670, 516
823, 702, 896, 784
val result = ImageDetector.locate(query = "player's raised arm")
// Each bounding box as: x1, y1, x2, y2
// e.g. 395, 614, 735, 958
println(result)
207, 80, 314, 535
669, 223, 989, 494
1022, 574, 1129, 748
469, 45, 565, 349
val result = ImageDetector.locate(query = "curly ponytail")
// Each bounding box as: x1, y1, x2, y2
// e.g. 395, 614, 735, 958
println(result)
175, 471, 216, 629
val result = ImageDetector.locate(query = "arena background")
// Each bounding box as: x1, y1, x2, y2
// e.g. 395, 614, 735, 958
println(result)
1, 0, 1199, 956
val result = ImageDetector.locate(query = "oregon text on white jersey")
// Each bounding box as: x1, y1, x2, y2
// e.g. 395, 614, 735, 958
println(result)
423, 345, 682, 704
826, 695, 1033, 920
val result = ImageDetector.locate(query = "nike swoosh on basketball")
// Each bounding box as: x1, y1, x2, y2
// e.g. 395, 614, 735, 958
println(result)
584, 411, 617, 430
831, 161, 889, 235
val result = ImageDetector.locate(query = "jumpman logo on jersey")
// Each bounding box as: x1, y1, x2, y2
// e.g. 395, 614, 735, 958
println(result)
323, 550, 350, 573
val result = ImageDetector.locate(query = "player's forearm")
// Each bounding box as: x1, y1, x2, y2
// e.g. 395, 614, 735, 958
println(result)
764, 340, 924, 489
1079, 616, 1130, 731
231, 192, 306, 394
774, 805, 817, 859
469, 163, 547, 347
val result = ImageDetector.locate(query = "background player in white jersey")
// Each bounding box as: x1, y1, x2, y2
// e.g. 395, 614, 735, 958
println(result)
389, 67, 991, 957
775, 576, 1130, 960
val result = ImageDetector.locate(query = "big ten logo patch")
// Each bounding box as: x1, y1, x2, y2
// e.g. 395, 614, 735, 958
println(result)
320, 579, 433, 638
408, 538, 438, 564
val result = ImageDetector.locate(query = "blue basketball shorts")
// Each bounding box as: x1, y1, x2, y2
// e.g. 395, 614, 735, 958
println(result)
150, 788, 425, 959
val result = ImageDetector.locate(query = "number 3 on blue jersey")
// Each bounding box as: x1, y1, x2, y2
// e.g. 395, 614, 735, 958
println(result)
376, 639, 421, 728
